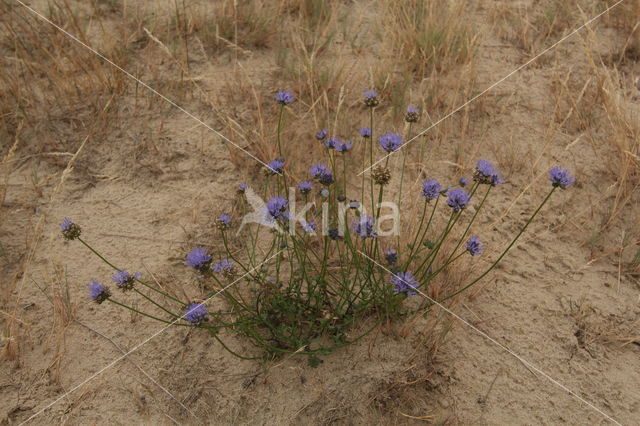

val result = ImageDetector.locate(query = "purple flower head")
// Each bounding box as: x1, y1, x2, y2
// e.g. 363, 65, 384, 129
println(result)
364, 89, 379, 107
112, 270, 141, 291
315, 128, 327, 140
359, 128, 372, 138
298, 181, 313, 194
184, 302, 208, 324
336, 140, 353, 153
459, 177, 468, 187
266, 196, 289, 223
327, 228, 342, 240
390, 271, 420, 296
549, 167, 575, 189
59, 218, 81, 240
238, 182, 247, 194
186, 247, 212, 272
447, 189, 470, 212
352, 216, 378, 239
466, 236, 484, 256
324, 136, 340, 149
266, 157, 285, 175
213, 259, 236, 277
474, 159, 503, 186
407, 106, 419, 114
302, 220, 317, 234
378, 132, 403, 152
88, 280, 110, 304
310, 163, 334, 185
217, 213, 233, 230
275, 90, 294, 105
405, 106, 420, 123
421, 179, 442, 200
384, 248, 398, 265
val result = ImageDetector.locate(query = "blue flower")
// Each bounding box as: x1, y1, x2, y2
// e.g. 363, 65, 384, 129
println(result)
324, 136, 340, 149
302, 220, 317, 234
447, 189, 470, 212
184, 302, 208, 324
59, 218, 81, 240
217, 213, 233, 230
88, 280, 110, 304
352, 216, 378, 239
378, 132, 403, 152
384, 248, 398, 265
275, 90, 294, 105
186, 247, 212, 272
112, 270, 141, 291
310, 163, 334, 185
465, 236, 484, 256
364, 89, 379, 107
298, 181, 313, 194
459, 177, 468, 187
474, 159, 503, 186
266, 196, 289, 223
359, 128, 372, 138
213, 259, 236, 277
390, 271, 420, 296
238, 182, 247, 193
327, 228, 342, 240
315, 128, 327, 140
266, 157, 285, 175
421, 179, 441, 200
336, 140, 353, 153
549, 167, 574, 189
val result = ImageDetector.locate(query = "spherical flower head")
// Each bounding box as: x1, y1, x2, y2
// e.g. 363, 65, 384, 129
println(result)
447, 189, 470, 212
302, 220, 317, 234
298, 181, 313, 194
184, 302, 208, 324
390, 271, 420, 296
327, 228, 342, 240
60, 218, 81, 241
384, 248, 398, 266
405, 106, 420, 123
378, 132, 403, 152
213, 259, 236, 278
359, 128, 372, 138
336, 140, 353, 153
324, 136, 340, 149
352, 216, 378, 239
88, 280, 110, 304
549, 167, 574, 189
421, 179, 441, 200
337, 195, 346, 202
266, 157, 285, 175
238, 182, 247, 194
465, 236, 484, 256
275, 90, 294, 105
186, 247, 212, 272
474, 159, 503, 186
266, 196, 289, 224
315, 128, 327, 140
320, 188, 330, 198
216, 213, 233, 230
112, 270, 141, 291
364, 89, 379, 107
310, 163, 334, 185
459, 177, 468, 187
372, 165, 391, 186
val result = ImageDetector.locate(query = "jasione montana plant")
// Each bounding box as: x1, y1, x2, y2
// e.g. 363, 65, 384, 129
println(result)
61, 89, 574, 365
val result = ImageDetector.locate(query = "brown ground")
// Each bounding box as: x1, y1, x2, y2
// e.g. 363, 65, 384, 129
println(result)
1, 0, 639, 425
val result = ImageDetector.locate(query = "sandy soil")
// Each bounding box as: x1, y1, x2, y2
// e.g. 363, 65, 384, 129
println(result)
1, 0, 639, 425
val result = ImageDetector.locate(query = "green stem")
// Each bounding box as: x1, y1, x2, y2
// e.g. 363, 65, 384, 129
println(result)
106, 298, 190, 326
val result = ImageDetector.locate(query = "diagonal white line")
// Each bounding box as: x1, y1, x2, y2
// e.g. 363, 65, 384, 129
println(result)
357, 250, 622, 425
20, 250, 284, 425
14, 0, 280, 174
359, 0, 627, 175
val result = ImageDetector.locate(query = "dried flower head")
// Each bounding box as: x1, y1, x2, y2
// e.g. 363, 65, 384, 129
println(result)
390, 271, 420, 296
60, 218, 81, 241
112, 270, 141, 291
465, 236, 484, 256
549, 167, 574, 189
88, 280, 110, 304
364, 89, 379, 107
372, 165, 391, 186
184, 302, 208, 324
186, 247, 212, 273
275, 90, 294, 105
421, 179, 441, 200
447, 189, 470, 212
405, 106, 420, 123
